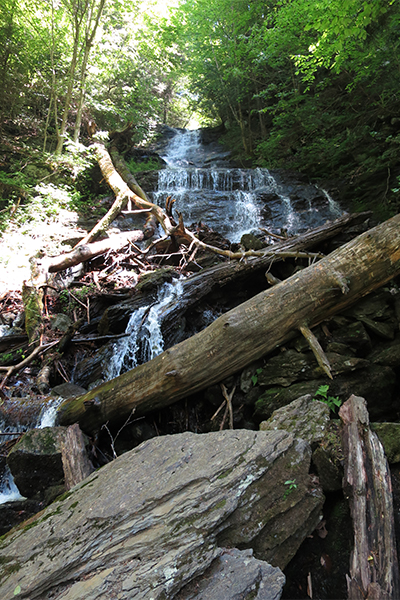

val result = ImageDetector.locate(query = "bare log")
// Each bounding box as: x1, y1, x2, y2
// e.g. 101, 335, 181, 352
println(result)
339, 395, 400, 599
60, 424, 95, 490
43, 231, 145, 273
57, 214, 400, 435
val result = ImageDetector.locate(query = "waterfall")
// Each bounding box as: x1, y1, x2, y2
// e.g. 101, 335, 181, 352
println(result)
107, 128, 345, 380
152, 129, 343, 240
105, 279, 184, 380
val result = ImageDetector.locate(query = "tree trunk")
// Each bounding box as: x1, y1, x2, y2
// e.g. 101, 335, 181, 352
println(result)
60, 424, 95, 490
339, 395, 400, 599
73, 0, 106, 143
76, 142, 178, 246
56, 213, 400, 435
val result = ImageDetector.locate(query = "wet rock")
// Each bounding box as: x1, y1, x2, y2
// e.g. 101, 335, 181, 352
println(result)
359, 316, 396, 340
0, 395, 56, 431
346, 291, 393, 321
329, 320, 372, 355
51, 383, 87, 398
0, 498, 43, 537
329, 365, 396, 420
176, 548, 285, 600
312, 445, 343, 492
370, 423, 400, 463
7, 427, 68, 498
369, 342, 400, 369
254, 360, 396, 421
257, 350, 323, 387
312, 421, 344, 492
136, 265, 179, 293
240, 233, 264, 251
256, 350, 369, 388
259, 395, 330, 445
0, 430, 323, 599
72, 344, 113, 388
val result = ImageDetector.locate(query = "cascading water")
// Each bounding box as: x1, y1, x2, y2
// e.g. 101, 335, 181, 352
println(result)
105, 279, 184, 380
152, 129, 343, 240
0, 128, 344, 504
106, 128, 344, 382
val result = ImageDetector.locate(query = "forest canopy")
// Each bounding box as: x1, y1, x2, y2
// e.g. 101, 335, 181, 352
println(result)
1, 0, 400, 214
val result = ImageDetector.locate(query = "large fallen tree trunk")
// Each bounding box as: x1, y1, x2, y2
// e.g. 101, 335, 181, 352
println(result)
340, 395, 400, 599
56, 213, 400, 435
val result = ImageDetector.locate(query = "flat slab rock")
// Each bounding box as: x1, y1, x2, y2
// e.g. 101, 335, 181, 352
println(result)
0, 429, 323, 600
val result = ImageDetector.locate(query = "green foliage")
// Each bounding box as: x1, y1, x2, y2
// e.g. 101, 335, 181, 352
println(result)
313, 385, 342, 413
127, 157, 161, 173
283, 479, 297, 499
251, 368, 263, 386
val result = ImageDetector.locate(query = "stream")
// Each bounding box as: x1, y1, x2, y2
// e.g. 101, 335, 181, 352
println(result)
102, 128, 344, 380
0, 129, 344, 503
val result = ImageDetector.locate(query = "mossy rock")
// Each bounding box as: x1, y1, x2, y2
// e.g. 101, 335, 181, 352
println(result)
370, 423, 400, 463
136, 266, 179, 292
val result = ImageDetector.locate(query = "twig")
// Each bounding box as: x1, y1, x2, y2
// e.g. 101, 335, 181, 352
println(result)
0, 340, 59, 388
299, 324, 332, 379
220, 383, 236, 429
101, 407, 137, 459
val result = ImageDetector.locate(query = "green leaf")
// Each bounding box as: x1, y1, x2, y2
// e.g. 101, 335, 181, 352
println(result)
14, 586, 21, 596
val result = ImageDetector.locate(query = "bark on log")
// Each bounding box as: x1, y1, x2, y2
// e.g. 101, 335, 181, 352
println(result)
56, 213, 400, 435
339, 395, 400, 599
60, 424, 95, 490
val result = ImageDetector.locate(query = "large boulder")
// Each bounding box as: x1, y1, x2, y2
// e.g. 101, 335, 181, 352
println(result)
259, 395, 330, 445
7, 427, 68, 498
0, 429, 323, 599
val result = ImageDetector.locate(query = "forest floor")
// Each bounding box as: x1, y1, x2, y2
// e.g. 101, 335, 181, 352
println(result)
0, 208, 86, 295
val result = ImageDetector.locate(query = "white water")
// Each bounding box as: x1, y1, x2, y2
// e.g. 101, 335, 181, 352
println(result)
106, 279, 184, 380
152, 129, 343, 240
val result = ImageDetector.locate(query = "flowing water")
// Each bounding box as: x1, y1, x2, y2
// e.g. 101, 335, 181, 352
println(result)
0, 128, 344, 503
152, 129, 343, 241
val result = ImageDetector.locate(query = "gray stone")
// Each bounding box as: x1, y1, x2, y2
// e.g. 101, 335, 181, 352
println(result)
359, 316, 395, 340
240, 233, 264, 251
7, 427, 67, 498
312, 446, 343, 492
51, 383, 87, 398
254, 380, 326, 420
257, 350, 322, 387
255, 350, 368, 389
50, 313, 73, 332
370, 343, 400, 368
330, 321, 372, 355
176, 548, 285, 600
259, 395, 330, 445
0, 430, 323, 599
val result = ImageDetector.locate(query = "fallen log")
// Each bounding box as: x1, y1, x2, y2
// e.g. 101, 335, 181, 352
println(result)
103, 211, 371, 339
339, 395, 400, 599
43, 230, 145, 273
56, 213, 400, 435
